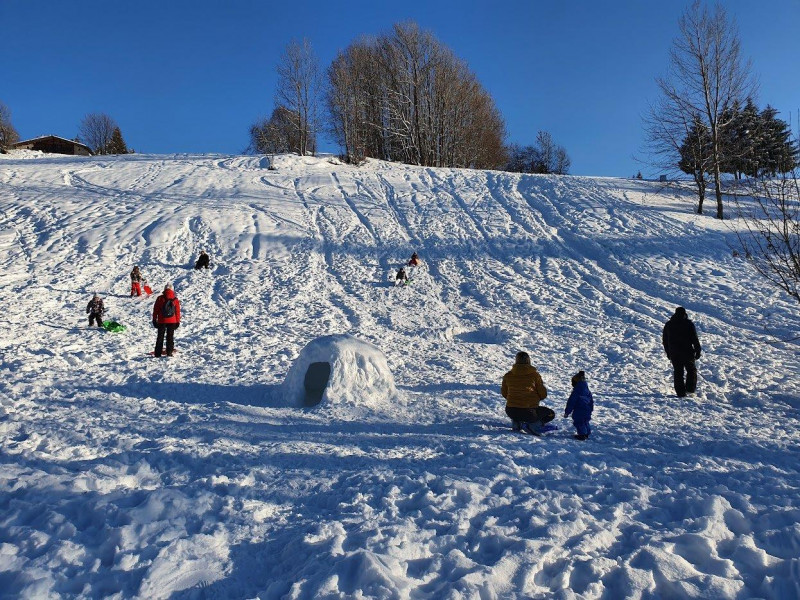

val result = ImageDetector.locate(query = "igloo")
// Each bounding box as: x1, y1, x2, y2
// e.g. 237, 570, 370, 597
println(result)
280, 334, 398, 410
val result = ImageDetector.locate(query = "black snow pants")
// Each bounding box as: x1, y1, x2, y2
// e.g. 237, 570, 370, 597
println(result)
155, 324, 178, 356
672, 357, 697, 397
505, 405, 556, 425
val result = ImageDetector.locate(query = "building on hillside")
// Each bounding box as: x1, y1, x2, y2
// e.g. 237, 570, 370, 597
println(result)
12, 135, 92, 156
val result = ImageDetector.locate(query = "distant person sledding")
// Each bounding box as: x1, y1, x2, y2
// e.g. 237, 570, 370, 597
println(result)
395, 266, 409, 286
130, 266, 151, 296
407, 252, 420, 268
194, 250, 211, 270
86, 293, 105, 327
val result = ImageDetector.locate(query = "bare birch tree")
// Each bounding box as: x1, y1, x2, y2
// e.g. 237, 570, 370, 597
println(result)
646, 1, 754, 219
78, 113, 118, 155
275, 38, 320, 157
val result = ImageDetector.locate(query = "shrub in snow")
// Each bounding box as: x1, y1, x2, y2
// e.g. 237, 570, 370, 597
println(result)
280, 334, 398, 411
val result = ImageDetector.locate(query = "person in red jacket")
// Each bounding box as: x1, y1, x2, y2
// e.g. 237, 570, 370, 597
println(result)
130, 266, 144, 297
152, 283, 181, 357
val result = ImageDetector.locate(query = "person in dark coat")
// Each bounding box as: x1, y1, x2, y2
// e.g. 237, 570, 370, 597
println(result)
564, 371, 594, 440
662, 306, 702, 397
86, 294, 105, 327
152, 283, 181, 357
395, 266, 409, 285
501, 351, 555, 435
194, 250, 210, 270
407, 252, 420, 267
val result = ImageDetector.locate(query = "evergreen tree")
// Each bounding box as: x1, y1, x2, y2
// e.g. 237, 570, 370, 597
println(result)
106, 127, 128, 155
754, 106, 798, 177
719, 98, 758, 179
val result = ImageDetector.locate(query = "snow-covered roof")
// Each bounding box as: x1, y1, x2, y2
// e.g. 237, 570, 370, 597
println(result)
13, 134, 92, 152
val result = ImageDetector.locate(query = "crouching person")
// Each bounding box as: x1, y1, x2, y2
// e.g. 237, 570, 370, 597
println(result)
501, 351, 555, 435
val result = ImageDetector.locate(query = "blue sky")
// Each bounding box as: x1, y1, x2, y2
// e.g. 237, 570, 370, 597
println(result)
2, 0, 798, 176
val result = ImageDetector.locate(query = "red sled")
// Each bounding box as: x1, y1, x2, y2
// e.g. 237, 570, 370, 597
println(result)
143, 285, 153, 295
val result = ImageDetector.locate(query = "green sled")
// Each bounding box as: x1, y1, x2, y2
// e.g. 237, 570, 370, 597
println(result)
102, 320, 126, 333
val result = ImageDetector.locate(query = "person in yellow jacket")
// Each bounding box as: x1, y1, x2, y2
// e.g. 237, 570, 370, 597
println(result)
501, 351, 555, 435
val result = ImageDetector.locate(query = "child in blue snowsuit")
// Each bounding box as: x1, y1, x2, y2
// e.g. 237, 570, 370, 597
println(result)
564, 371, 593, 440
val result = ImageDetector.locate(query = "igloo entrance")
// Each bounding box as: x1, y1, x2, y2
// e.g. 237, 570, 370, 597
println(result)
303, 361, 332, 406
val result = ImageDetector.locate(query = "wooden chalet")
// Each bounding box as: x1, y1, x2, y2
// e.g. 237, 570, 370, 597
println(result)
12, 135, 93, 156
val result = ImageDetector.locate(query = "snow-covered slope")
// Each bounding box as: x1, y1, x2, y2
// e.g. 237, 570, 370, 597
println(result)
1, 152, 798, 599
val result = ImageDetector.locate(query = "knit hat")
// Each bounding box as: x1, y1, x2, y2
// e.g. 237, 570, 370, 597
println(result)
515, 351, 531, 365
571, 370, 586, 386
164, 283, 173, 291
674, 306, 687, 318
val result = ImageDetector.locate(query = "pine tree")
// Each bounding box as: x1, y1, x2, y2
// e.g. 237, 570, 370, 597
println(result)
754, 106, 798, 177
106, 127, 128, 155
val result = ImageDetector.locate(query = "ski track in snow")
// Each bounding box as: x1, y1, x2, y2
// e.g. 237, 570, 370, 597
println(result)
0, 151, 799, 599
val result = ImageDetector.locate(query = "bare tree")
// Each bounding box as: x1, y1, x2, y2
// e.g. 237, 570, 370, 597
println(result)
325, 21, 506, 169
554, 146, 571, 175
735, 171, 800, 304
249, 106, 300, 166
646, 1, 754, 219
505, 132, 570, 174
326, 39, 380, 164
78, 113, 118, 155
275, 38, 320, 157
0, 101, 20, 152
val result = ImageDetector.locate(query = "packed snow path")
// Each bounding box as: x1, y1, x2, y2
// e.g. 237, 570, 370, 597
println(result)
1, 152, 798, 599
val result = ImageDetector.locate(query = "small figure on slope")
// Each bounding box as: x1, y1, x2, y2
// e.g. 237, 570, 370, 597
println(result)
152, 283, 181, 357
501, 351, 555, 435
130, 266, 145, 297
86, 293, 105, 327
194, 250, 210, 270
564, 370, 594, 440
395, 266, 409, 286
407, 252, 420, 268
662, 306, 702, 397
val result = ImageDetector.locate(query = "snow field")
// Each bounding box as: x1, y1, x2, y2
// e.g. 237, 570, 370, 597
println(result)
0, 151, 798, 599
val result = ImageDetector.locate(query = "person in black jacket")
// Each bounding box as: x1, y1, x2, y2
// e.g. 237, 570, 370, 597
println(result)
86, 294, 105, 327
194, 250, 210, 270
662, 306, 702, 397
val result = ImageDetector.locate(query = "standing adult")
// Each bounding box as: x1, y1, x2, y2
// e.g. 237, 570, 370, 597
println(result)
662, 306, 702, 397
152, 283, 181, 357
501, 351, 555, 435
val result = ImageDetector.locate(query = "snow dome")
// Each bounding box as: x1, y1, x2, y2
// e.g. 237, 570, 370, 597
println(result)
280, 334, 398, 410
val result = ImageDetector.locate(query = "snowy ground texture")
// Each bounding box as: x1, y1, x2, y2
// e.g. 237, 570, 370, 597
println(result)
1, 151, 799, 599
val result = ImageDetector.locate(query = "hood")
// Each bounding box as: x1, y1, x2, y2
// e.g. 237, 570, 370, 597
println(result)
163, 289, 176, 299
573, 380, 590, 394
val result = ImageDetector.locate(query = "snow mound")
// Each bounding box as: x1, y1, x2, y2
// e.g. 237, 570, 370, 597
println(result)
279, 334, 399, 413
